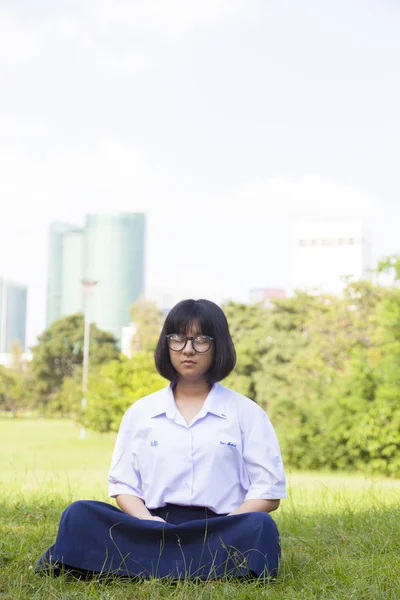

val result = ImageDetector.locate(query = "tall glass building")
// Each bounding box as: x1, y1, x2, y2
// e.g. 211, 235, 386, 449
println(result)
0, 277, 27, 352
60, 230, 84, 317
46, 222, 84, 326
46, 213, 145, 343
84, 213, 145, 340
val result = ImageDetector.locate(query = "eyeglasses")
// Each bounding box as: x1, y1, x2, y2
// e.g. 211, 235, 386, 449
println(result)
166, 333, 214, 353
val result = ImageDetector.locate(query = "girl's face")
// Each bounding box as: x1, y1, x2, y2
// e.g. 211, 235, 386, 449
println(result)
168, 322, 214, 383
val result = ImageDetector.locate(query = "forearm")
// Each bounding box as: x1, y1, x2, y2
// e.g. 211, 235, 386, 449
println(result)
229, 498, 280, 516
115, 494, 153, 519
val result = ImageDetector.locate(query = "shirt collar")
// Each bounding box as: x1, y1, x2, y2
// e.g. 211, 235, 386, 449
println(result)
148, 383, 228, 420
147, 385, 172, 418
197, 383, 227, 420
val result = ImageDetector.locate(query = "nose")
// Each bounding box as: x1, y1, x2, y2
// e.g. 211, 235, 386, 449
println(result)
183, 339, 195, 354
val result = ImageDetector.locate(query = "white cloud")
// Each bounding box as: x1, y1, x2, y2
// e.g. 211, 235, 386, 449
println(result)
0, 114, 373, 227
0, 11, 40, 63
89, 0, 251, 35
0, 8, 90, 64
0, 0, 253, 75
150, 174, 372, 222
0, 114, 45, 138
0, 138, 159, 223
212, 175, 373, 220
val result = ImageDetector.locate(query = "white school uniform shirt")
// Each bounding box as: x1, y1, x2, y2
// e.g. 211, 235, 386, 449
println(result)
108, 383, 287, 515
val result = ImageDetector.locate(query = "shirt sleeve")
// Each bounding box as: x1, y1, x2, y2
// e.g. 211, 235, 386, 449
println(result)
108, 411, 144, 500
242, 407, 287, 501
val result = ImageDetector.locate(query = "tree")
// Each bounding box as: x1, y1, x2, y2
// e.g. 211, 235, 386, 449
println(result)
377, 254, 400, 281
54, 366, 84, 417
84, 351, 166, 432
253, 291, 318, 412
0, 365, 25, 415
28, 313, 119, 412
222, 302, 270, 398
351, 260, 400, 475
223, 275, 400, 477
10, 340, 24, 372
256, 277, 400, 476
129, 296, 165, 353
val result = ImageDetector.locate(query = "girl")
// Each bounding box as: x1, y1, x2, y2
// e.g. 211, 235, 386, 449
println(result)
37, 299, 286, 580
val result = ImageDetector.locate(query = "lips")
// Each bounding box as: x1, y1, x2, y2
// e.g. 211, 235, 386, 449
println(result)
182, 360, 196, 365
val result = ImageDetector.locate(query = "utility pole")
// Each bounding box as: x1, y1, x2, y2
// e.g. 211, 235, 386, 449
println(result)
80, 279, 98, 439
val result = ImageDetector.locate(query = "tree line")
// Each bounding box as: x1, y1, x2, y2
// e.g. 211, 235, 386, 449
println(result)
1, 257, 399, 477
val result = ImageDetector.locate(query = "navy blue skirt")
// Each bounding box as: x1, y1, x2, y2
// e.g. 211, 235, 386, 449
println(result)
37, 501, 281, 580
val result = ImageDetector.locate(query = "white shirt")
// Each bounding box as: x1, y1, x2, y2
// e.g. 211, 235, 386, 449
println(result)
108, 383, 287, 515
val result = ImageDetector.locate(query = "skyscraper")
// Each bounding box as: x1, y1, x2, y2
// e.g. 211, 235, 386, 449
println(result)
46, 213, 146, 342
0, 277, 27, 352
47, 221, 83, 326
291, 221, 371, 295
83, 213, 145, 340
60, 229, 84, 317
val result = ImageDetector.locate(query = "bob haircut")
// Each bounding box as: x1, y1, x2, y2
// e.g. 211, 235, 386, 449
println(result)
155, 299, 236, 384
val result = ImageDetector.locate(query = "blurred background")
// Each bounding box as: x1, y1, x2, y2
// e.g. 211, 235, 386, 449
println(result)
1, 0, 399, 349
0, 1, 399, 474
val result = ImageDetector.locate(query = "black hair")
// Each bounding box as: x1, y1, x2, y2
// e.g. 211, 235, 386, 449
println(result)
155, 299, 236, 384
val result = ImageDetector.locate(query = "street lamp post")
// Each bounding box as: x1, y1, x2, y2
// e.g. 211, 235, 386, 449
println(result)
80, 279, 98, 439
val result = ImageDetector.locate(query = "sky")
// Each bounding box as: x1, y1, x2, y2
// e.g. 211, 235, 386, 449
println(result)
0, 0, 399, 346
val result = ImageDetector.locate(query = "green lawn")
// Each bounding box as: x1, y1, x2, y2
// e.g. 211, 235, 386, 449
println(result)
1, 419, 399, 599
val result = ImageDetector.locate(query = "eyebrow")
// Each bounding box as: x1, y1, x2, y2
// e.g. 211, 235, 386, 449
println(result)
178, 331, 203, 335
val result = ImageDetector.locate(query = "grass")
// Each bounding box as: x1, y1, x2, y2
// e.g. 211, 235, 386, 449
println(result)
0, 419, 399, 599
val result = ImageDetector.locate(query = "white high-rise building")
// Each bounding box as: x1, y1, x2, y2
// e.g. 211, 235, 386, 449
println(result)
291, 221, 371, 295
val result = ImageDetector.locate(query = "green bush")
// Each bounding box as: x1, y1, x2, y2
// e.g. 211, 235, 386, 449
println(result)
84, 351, 166, 432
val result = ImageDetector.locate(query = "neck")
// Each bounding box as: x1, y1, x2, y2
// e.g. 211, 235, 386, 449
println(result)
174, 378, 212, 399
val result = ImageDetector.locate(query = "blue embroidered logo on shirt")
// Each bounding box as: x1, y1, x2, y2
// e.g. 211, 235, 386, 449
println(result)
220, 441, 237, 448
150, 440, 159, 447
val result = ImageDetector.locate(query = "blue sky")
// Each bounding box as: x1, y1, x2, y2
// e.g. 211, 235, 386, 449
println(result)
0, 0, 399, 344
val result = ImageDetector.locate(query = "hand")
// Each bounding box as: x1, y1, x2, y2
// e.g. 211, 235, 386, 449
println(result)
150, 516, 166, 523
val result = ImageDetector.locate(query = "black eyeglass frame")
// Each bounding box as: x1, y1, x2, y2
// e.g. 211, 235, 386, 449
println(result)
166, 334, 214, 353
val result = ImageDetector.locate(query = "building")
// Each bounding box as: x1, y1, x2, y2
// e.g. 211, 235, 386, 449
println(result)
46, 213, 146, 343
249, 288, 287, 309
83, 213, 145, 340
120, 323, 137, 358
0, 277, 28, 353
60, 229, 85, 317
291, 221, 370, 295
47, 222, 83, 326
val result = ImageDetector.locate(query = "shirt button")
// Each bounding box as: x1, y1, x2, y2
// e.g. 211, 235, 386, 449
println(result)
185, 456, 191, 463
184, 483, 190, 489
